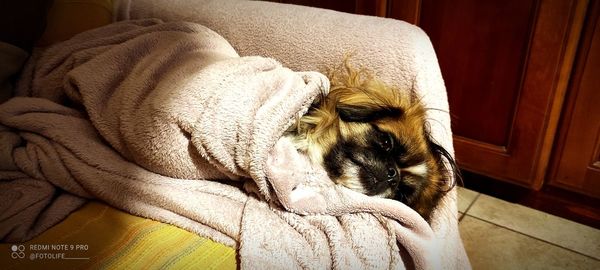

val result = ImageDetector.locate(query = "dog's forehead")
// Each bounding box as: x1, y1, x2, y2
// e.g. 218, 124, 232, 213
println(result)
339, 122, 371, 139
375, 117, 425, 140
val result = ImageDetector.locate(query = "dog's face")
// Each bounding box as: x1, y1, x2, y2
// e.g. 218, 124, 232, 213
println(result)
287, 65, 456, 220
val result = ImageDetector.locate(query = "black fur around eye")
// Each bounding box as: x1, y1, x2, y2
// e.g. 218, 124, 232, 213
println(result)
381, 133, 394, 152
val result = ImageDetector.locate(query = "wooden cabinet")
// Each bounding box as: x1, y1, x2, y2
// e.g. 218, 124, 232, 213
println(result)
270, 0, 599, 198
271, 0, 388, 16
547, 0, 600, 198
384, 0, 589, 190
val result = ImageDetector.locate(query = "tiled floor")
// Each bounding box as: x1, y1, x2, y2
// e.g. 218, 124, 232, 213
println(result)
457, 187, 600, 269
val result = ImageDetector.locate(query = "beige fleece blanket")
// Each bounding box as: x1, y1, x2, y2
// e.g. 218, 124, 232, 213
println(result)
0, 19, 455, 269
115, 0, 471, 269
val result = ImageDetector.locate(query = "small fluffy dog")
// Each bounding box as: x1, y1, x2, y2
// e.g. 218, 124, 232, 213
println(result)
286, 62, 458, 220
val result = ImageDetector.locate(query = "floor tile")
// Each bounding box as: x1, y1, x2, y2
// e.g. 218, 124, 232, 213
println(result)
460, 216, 600, 270
457, 187, 479, 213
467, 194, 600, 259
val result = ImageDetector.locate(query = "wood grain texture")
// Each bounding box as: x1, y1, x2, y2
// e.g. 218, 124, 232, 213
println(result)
420, 0, 536, 147
270, 0, 387, 16
548, 0, 600, 198
356, 0, 388, 17
387, 0, 421, 24
412, 0, 588, 188
270, 0, 355, 13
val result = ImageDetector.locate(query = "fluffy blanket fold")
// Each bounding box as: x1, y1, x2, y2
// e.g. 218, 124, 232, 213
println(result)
1, 19, 455, 269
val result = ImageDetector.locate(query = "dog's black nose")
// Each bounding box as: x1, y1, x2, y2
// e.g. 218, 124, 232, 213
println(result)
387, 167, 397, 178
385, 167, 400, 184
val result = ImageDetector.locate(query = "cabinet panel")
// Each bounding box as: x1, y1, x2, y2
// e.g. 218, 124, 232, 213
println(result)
271, 0, 355, 13
420, 0, 536, 146
271, 0, 387, 16
392, 0, 588, 188
549, 0, 600, 198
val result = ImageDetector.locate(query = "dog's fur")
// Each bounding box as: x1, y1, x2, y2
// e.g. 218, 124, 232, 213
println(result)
286, 62, 458, 220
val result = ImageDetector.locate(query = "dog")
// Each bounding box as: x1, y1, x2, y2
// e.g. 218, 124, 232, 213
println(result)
285, 61, 458, 220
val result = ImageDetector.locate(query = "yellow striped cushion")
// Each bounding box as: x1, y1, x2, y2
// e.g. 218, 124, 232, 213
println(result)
1, 202, 236, 269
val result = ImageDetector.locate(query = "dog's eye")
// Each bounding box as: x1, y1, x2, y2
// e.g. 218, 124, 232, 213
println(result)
381, 133, 394, 152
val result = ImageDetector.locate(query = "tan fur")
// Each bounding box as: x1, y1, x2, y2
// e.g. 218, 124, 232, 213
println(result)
286, 60, 449, 220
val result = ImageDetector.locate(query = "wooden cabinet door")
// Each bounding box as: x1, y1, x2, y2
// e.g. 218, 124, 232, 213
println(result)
271, 0, 387, 16
388, 0, 588, 188
548, 0, 600, 198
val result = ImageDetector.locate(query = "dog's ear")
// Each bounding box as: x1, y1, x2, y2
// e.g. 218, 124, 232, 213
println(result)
336, 104, 402, 123
425, 133, 460, 192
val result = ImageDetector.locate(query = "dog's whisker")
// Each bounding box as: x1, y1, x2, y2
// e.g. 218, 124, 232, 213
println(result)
423, 107, 450, 114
